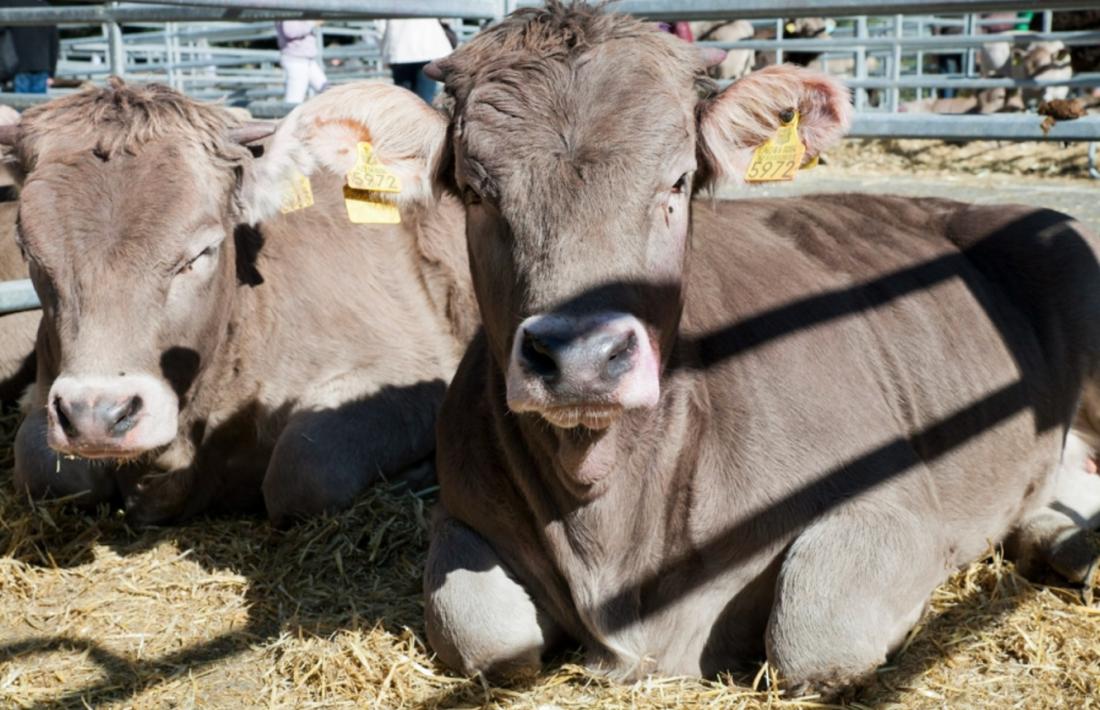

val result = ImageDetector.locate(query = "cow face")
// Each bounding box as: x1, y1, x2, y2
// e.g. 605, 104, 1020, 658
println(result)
0, 80, 447, 462
10, 121, 247, 459
429, 7, 849, 430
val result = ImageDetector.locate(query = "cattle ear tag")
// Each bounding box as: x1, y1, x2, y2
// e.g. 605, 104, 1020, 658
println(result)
744, 110, 807, 182
344, 141, 402, 224
279, 171, 314, 214
346, 141, 401, 193
344, 186, 401, 224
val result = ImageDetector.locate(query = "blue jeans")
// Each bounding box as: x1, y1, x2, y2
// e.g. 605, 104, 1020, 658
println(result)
14, 72, 47, 94
391, 62, 438, 105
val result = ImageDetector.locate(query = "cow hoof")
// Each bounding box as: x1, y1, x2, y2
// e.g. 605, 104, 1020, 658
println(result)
1045, 527, 1100, 588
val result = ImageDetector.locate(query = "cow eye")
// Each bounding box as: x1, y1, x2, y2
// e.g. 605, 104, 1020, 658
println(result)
177, 244, 218, 275
671, 173, 688, 195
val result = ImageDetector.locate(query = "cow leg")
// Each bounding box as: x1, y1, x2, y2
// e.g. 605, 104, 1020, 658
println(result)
1009, 433, 1100, 585
766, 499, 945, 696
424, 509, 559, 678
262, 377, 446, 524
12, 407, 117, 504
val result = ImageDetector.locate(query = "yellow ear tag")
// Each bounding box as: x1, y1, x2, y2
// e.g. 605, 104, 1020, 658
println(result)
801, 154, 820, 171
346, 141, 402, 193
744, 111, 807, 183
344, 186, 401, 225
279, 171, 314, 213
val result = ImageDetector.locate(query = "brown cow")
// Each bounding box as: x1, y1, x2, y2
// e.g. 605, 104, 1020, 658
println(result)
0, 104, 38, 403
3, 79, 473, 525
322, 2, 1100, 695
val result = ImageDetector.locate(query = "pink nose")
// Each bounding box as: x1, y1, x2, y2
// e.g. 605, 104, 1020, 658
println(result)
52, 392, 143, 443
46, 374, 179, 457
508, 312, 660, 411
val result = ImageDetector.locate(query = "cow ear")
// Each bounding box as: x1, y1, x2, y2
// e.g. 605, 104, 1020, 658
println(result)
239, 82, 448, 225
697, 65, 851, 190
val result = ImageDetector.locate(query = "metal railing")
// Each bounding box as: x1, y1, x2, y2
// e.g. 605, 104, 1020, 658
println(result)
0, 1, 1097, 314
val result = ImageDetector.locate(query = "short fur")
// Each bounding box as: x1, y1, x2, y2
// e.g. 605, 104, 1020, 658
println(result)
420, 1, 1100, 695
10, 81, 475, 524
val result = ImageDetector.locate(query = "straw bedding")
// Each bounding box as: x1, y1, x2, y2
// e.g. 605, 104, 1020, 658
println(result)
1, 405, 1097, 709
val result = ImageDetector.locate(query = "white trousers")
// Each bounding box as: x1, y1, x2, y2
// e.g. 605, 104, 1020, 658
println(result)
282, 56, 328, 104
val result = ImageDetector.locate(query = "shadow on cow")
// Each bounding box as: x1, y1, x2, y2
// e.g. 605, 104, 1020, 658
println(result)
5, 205, 1095, 705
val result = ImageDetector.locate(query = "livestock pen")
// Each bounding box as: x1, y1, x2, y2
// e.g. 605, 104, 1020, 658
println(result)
2, 1, 1100, 708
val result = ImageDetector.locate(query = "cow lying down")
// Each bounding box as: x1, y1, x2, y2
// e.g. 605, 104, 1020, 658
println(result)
3, 79, 474, 525
306, 3, 1100, 695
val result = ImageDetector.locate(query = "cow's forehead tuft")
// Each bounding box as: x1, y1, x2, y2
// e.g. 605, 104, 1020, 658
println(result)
17, 80, 247, 171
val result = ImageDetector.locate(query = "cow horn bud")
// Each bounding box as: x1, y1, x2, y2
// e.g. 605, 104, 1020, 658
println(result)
697, 46, 728, 69
229, 121, 276, 145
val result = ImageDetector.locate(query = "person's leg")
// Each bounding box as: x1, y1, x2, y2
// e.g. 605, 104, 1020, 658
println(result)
282, 56, 309, 104
390, 62, 418, 92
307, 59, 329, 97
13, 72, 47, 94
414, 63, 439, 104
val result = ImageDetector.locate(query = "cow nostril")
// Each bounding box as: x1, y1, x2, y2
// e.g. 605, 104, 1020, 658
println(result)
520, 329, 560, 381
108, 396, 143, 437
52, 396, 78, 438
604, 331, 637, 382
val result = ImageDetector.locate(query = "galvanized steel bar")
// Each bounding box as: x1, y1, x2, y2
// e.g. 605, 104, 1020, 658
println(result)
122, 0, 500, 19
0, 280, 40, 314
700, 30, 1100, 52
557, 0, 1100, 20
849, 114, 1100, 141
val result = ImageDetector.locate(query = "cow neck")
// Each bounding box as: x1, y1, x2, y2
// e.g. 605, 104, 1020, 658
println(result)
496, 359, 707, 646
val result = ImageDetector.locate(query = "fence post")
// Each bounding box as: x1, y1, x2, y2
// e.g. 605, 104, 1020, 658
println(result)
854, 15, 867, 111
107, 3, 125, 78
890, 14, 902, 112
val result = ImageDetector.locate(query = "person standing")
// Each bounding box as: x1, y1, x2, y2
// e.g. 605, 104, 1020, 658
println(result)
380, 19, 453, 105
0, 0, 59, 94
276, 20, 327, 104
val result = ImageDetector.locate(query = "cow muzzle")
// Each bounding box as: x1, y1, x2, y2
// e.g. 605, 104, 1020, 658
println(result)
47, 374, 179, 459
506, 312, 660, 429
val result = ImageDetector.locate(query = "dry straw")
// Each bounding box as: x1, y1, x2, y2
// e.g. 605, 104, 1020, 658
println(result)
1, 404, 1097, 708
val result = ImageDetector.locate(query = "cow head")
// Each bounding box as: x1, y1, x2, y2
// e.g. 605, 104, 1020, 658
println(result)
424, 3, 848, 431
0, 79, 443, 461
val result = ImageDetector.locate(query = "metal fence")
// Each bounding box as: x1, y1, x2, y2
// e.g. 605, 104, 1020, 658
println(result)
0, 0, 1097, 313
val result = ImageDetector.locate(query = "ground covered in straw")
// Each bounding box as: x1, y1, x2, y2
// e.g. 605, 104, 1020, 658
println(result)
2, 145, 1100, 708
1, 405, 1098, 709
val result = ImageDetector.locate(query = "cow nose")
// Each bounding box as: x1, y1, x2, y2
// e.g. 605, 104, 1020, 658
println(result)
518, 320, 638, 390
52, 393, 143, 441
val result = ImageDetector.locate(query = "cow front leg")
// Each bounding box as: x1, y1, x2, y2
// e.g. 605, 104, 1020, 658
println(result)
766, 499, 947, 696
12, 407, 117, 505
424, 509, 560, 678
1009, 436, 1100, 586
263, 377, 446, 524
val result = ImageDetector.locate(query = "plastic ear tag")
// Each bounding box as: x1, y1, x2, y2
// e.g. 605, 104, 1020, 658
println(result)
279, 171, 314, 213
344, 186, 401, 224
346, 141, 402, 193
801, 154, 819, 171
744, 110, 806, 182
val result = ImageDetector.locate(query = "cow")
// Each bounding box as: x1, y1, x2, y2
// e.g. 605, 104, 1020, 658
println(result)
2, 79, 474, 525
690, 20, 755, 81
305, 2, 1100, 695
979, 38, 1073, 111
0, 105, 38, 404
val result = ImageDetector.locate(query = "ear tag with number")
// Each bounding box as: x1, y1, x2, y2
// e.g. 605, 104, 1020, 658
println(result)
744, 110, 807, 183
344, 141, 402, 224
344, 186, 401, 224
279, 171, 314, 214
346, 141, 402, 193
